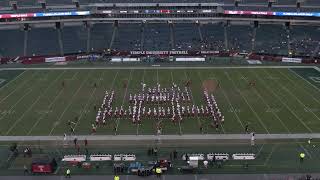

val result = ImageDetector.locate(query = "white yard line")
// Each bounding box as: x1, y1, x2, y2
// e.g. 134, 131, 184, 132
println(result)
5, 71, 64, 135
170, 70, 182, 135
0, 70, 26, 91
0, 65, 316, 70
72, 70, 106, 131
184, 71, 207, 128
0, 71, 37, 104
136, 69, 146, 135
263, 69, 320, 122
286, 68, 320, 101
291, 68, 320, 96
48, 71, 92, 135
27, 72, 78, 135
115, 69, 133, 131
236, 69, 291, 133
0, 88, 32, 122
314, 66, 320, 72
224, 71, 270, 134
195, 70, 226, 134
255, 143, 265, 158
263, 144, 276, 166
251, 70, 313, 133
208, 71, 245, 130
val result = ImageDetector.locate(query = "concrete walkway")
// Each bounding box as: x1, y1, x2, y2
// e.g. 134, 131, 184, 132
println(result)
0, 174, 317, 180
0, 134, 318, 142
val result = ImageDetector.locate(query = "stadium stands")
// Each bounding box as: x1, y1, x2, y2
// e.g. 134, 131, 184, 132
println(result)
90, 23, 113, 52
255, 24, 288, 55
0, 29, 24, 57
27, 27, 60, 56
112, 23, 142, 51
174, 23, 201, 50
227, 25, 252, 52
144, 23, 170, 51
290, 25, 320, 57
200, 23, 225, 51
2, 0, 320, 7
62, 25, 87, 54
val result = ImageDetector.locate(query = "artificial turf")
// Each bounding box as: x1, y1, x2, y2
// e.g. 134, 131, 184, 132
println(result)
0, 67, 319, 136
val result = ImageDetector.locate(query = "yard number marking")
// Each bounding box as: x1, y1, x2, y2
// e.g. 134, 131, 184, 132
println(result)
0, 79, 6, 85
309, 76, 320, 83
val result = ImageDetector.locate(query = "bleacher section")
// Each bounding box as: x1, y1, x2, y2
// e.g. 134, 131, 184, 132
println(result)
255, 24, 288, 55
62, 26, 87, 54
200, 23, 225, 51
90, 23, 113, 52
112, 23, 141, 51
2, 0, 320, 7
0, 22, 320, 58
228, 25, 252, 52
27, 27, 60, 56
144, 23, 170, 51
0, 29, 24, 57
290, 25, 320, 57
174, 23, 201, 50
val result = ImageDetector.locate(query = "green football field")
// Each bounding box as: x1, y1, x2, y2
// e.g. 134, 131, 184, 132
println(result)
0, 67, 320, 136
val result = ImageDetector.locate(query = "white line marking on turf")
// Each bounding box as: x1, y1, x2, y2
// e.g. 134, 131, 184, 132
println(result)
263, 69, 320, 123
0, 88, 32, 122
5, 71, 64, 135
136, 69, 146, 135
195, 70, 226, 134
27, 71, 68, 135
314, 66, 320, 72
0, 70, 26, 91
184, 71, 202, 131
237, 69, 291, 133
115, 69, 133, 132
287, 68, 320, 100
208, 71, 245, 130
0, 71, 37, 104
251, 69, 313, 133
72, 70, 106, 132
224, 71, 270, 134
263, 144, 276, 166
170, 70, 182, 135
48, 71, 92, 135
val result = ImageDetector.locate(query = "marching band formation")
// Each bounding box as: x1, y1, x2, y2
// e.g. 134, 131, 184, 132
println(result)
93, 83, 224, 133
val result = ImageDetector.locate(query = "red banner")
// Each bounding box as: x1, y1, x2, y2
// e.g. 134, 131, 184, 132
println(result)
31, 164, 52, 173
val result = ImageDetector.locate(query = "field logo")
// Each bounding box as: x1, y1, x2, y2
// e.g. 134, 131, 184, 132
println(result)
309, 76, 320, 83
0, 79, 6, 85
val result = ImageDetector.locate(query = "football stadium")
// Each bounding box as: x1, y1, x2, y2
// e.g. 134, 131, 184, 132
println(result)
0, 0, 320, 179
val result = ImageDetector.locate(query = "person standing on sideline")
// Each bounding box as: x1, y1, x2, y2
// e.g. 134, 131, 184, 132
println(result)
84, 139, 88, 147
66, 168, 71, 178
300, 152, 305, 163
23, 165, 28, 175
114, 175, 120, 180
203, 160, 208, 169
250, 132, 255, 146
155, 167, 162, 178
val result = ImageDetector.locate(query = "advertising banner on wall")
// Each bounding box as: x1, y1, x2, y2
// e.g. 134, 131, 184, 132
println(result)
281, 57, 302, 63
45, 57, 66, 63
